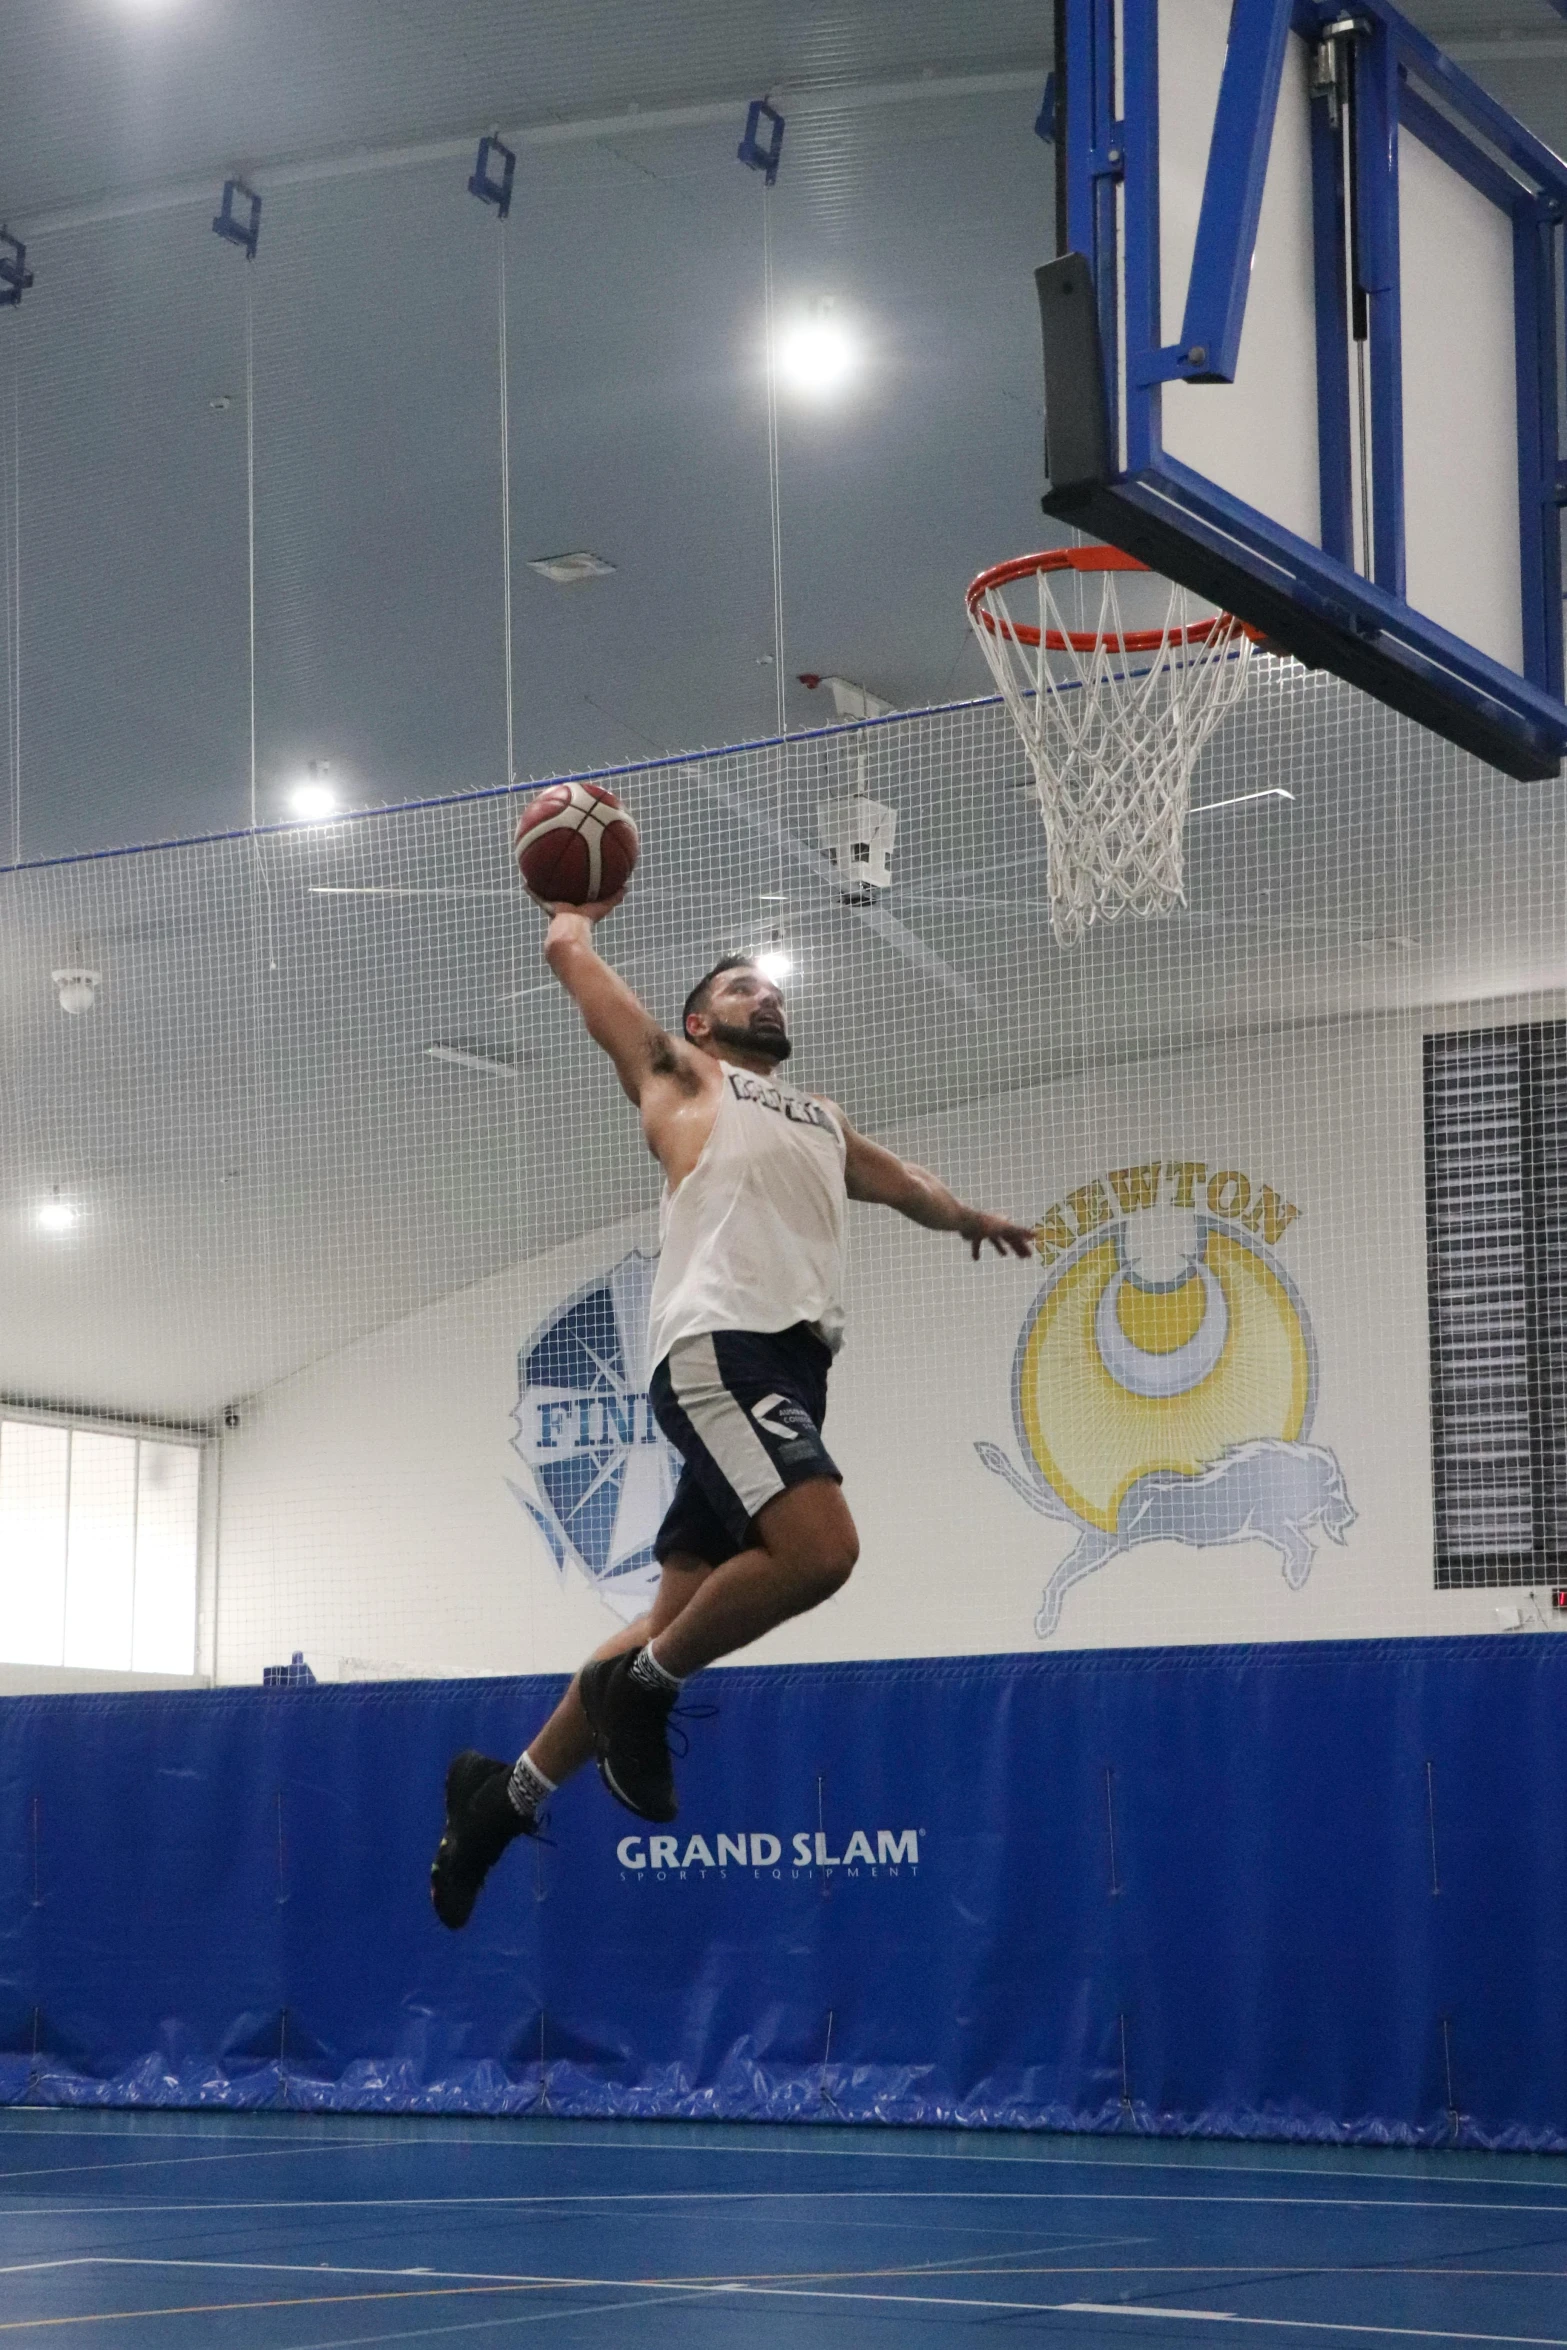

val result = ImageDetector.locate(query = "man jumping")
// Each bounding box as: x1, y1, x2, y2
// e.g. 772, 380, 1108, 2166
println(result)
431, 891, 1034, 1928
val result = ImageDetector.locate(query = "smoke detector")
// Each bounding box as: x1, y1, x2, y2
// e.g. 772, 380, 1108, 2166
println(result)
52, 967, 101, 1015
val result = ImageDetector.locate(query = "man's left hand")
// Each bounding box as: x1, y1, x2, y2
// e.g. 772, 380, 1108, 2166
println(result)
961, 1211, 1037, 1262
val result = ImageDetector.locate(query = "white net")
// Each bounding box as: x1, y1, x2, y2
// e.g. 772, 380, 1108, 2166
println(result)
2, 667, 1565, 1682
966, 553, 1258, 945
0, 94, 1563, 1697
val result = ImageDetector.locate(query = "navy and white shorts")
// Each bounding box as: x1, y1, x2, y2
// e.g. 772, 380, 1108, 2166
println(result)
649, 1322, 840, 1568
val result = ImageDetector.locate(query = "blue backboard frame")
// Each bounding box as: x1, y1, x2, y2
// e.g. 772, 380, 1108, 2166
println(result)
1047, 0, 1567, 780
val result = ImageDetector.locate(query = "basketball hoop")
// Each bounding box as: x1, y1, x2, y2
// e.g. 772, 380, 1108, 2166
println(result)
966, 546, 1259, 947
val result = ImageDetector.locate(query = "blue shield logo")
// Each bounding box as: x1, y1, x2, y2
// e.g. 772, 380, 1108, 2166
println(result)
509, 1250, 679, 1621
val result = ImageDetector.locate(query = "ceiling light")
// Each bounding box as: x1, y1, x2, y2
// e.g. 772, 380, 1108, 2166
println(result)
777, 308, 856, 397
425, 1042, 526, 1079
1188, 787, 1295, 819
37, 1198, 77, 1234
52, 966, 101, 1015
528, 551, 616, 585
756, 946, 792, 984
289, 761, 337, 822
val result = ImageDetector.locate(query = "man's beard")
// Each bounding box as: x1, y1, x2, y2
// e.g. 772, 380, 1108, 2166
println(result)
709, 1013, 792, 1065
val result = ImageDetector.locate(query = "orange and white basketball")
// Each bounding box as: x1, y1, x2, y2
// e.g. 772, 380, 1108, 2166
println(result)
512, 781, 639, 906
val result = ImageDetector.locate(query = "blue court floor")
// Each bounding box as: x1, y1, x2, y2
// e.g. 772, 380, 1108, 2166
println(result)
0, 2112, 1565, 2345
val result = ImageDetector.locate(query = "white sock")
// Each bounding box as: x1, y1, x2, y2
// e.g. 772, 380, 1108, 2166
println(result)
630, 1643, 682, 1696
508, 1751, 556, 1819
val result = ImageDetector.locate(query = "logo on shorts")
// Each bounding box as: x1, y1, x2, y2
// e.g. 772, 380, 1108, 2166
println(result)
975, 1162, 1355, 1637
751, 1392, 805, 1440
508, 1250, 680, 1622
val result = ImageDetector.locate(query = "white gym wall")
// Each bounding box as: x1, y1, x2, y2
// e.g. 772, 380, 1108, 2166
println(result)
211, 999, 1547, 1681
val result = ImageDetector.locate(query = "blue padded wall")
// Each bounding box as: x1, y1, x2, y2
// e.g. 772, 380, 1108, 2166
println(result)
0, 1638, 1563, 2144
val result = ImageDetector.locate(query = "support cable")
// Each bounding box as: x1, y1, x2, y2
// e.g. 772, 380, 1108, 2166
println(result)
245, 265, 278, 972
6, 359, 18, 866
499, 224, 516, 787
762, 183, 787, 747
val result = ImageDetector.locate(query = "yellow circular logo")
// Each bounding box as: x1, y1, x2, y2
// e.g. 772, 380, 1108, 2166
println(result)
1016, 1218, 1313, 1532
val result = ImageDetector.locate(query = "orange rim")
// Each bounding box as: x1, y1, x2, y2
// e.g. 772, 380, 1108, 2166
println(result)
966, 546, 1261, 656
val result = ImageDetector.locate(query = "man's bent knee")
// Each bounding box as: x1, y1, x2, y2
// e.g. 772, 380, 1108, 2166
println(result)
805, 1508, 858, 1594
758, 1480, 859, 1601
809, 1538, 857, 1599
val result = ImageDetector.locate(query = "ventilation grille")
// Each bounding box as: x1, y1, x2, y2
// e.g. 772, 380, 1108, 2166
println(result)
1426, 1022, 1567, 1587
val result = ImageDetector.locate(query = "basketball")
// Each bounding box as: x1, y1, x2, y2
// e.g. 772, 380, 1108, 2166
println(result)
513, 781, 640, 906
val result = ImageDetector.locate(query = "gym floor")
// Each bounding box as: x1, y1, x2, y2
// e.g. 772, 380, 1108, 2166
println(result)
0, 2111, 1564, 2344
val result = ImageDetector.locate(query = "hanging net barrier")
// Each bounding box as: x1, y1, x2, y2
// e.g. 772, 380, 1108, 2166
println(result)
2, 660, 1564, 1682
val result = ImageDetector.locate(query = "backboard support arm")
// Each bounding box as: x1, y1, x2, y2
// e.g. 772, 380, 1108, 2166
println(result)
1144, 0, 1296, 386
1042, 0, 1567, 782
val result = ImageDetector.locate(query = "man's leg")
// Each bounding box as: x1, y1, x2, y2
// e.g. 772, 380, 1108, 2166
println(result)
517, 1556, 709, 1793
430, 1555, 708, 1929
645, 1481, 856, 1679
579, 1479, 857, 1822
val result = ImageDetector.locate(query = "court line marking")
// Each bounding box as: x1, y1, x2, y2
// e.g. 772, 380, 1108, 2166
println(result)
0, 2136, 402, 2186
1, 2122, 1563, 2197
1068, 2307, 1240, 2322
0, 2246, 1143, 2289
1047, 2305, 1567, 2345
10, 2250, 1567, 2293
3, 2257, 1562, 2286
7, 2259, 1567, 2345
284, 2289, 720, 2350
6, 2186, 1567, 2220
0, 2208, 1156, 2264
0, 2285, 585, 2334
663, 2277, 1567, 2344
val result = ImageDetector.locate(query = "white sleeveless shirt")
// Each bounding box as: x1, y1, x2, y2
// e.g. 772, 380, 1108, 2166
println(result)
645, 1061, 848, 1371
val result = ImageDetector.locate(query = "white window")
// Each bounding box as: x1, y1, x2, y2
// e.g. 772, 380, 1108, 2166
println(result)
0, 1416, 201, 1673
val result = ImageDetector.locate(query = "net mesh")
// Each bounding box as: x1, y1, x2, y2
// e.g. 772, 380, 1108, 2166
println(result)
1, 87, 1563, 1690
966, 557, 1258, 945
2, 669, 1563, 1680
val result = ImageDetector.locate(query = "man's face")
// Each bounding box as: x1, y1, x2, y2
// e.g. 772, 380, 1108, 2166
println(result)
698, 964, 792, 1064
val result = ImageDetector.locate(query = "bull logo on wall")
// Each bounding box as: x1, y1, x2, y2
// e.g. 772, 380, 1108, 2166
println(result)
509, 1250, 679, 1622
977, 1161, 1355, 1636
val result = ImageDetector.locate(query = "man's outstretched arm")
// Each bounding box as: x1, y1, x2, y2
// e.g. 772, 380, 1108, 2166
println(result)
543, 902, 688, 1105
831, 1109, 1035, 1261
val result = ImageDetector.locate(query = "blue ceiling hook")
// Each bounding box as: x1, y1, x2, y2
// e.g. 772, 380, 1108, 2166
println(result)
469, 134, 517, 219
737, 98, 785, 187
0, 228, 34, 309
212, 178, 262, 259
1035, 74, 1058, 144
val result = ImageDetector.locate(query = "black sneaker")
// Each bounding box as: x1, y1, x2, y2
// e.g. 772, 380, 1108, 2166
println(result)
430, 1750, 538, 1930
578, 1653, 678, 1823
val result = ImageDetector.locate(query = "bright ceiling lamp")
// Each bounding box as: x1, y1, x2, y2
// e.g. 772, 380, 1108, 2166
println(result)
755, 944, 792, 983
289, 761, 337, 822
776, 305, 856, 398
37, 1197, 77, 1233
